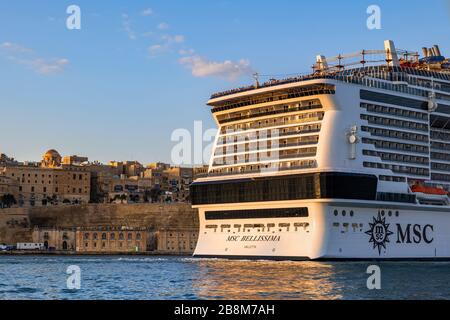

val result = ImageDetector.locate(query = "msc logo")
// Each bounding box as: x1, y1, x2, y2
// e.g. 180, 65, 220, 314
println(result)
366, 213, 435, 255
365, 213, 393, 255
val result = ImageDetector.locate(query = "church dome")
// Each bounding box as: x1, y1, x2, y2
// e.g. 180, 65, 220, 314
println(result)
44, 149, 61, 158
42, 149, 62, 168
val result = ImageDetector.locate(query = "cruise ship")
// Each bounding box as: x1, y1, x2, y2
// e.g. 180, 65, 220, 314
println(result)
191, 40, 450, 260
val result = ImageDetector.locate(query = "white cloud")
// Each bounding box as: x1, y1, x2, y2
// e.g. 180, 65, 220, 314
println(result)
157, 22, 170, 30
122, 14, 136, 40
0, 42, 33, 53
148, 34, 186, 57
1, 41, 69, 75
179, 55, 253, 81
179, 49, 195, 56
162, 34, 185, 44
9, 57, 69, 75
173, 35, 185, 43
142, 31, 155, 38
31, 58, 69, 75
148, 44, 167, 56
141, 8, 154, 16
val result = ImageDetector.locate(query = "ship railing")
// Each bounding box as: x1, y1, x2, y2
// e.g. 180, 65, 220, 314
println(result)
206, 163, 317, 177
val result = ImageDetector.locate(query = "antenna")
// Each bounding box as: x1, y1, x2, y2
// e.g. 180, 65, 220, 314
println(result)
253, 73, 260, 88
337, 54, 344, 71
361, 50, 367, 67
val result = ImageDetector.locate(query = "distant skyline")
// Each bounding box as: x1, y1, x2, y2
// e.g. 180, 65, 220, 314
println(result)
1, 0, 449, 164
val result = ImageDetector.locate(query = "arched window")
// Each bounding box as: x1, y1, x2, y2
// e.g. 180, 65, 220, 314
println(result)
102, 233, 107, 240
119, 233, 124, 240
84, 233, 89, 240
136, 233, 142, 240
93, 233, 98, 240
127, 233, 133, 241
110, 233, 116, 240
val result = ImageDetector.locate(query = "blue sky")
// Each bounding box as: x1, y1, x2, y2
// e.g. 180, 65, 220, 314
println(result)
0, 0, 449, 164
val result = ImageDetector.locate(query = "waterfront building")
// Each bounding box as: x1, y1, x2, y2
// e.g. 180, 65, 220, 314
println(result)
76, 227, 150, 253
157, 228, 199, 254
32, 227, 76, 251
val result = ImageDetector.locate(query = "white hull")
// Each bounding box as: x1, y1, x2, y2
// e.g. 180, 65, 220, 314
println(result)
194, 200, 450, 260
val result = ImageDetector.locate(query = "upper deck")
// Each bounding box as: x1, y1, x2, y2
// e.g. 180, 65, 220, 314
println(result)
208, 40, 450, 107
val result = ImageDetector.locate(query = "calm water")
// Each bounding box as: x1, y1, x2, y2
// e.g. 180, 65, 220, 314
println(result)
0, 255, 449, 300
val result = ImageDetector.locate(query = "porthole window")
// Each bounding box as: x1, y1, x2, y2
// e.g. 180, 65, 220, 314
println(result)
388, 211, 392, 217
334, 210, 338, 216
342, 210, 346, 217
350, 211, 354, 217
381, 210, 385, 216
395, 211, 400, 217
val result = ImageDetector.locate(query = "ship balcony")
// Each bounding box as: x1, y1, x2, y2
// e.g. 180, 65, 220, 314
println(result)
220, 117, 324, 135
216, 104, 322, 125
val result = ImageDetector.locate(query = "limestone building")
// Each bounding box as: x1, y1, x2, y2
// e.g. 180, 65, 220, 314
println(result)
165, 167, 193, 202
1, 150, 91, 207
0, 175, 19, 207
157, 228, 199, 254
76, 227, 150, 253
32, 227, 76, 251
62, 155, 89, 166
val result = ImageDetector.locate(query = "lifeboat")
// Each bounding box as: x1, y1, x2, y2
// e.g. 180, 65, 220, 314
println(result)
411, 185, 450, 205
411, 185, 448, 195
399, 60, 419, 68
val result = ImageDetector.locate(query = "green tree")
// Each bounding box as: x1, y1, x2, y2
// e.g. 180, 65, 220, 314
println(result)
0, 194, 17, 208
150, 188, 162, 203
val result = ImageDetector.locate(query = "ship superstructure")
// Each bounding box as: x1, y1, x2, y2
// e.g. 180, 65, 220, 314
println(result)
191, 40, 450, 260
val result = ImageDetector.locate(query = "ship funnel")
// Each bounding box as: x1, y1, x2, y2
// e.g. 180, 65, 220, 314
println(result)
433, 45, 442, 57
431, 47, 437, 56
422, 47, 429, 57
428, 48, 434, 57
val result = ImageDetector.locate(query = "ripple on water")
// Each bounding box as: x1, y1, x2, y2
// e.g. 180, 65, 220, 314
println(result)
0, 256, 450, 300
